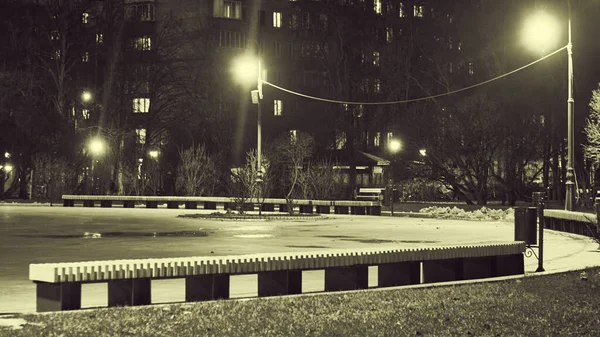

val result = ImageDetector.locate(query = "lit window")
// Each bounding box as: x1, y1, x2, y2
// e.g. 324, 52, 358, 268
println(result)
136, 128, 146, 144
399, 3, 406, 17
373, 51, 380, 66
273, 12, 282, 28
274, 41, 281, 57
458, 42, 462, 50
374, 0, 382, 14
386, 27, 394, 43
386, 132, 393, 144
274, 100, 283, 116
374, 78, 381, 93
133, 98, 150, 113
82, 52, 89, 63
290, 129, 297, 142
468, 62, 474, 75
374, 132, 381, 147
134, 36, 152, 51
82, 12, 89, 24
223, 1, 242, 19
448, 36, 453, 49
360, 52, 365, 65
96, 33, 103, 44
82, 109, 90, 120
414, 5, 424, 18
447, 13, 453, 23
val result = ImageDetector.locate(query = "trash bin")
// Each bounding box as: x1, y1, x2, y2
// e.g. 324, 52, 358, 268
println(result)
514, 207, 537, 245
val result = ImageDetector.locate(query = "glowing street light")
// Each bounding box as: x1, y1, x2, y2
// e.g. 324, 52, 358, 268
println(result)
4, 152, 10, 159
231, 53, 260, 86
522, 10, 561, 53
149, 150, 159, 159
81, 90, 93, 102
88, 138, 106, 156
419, 149, 427, 157
3, 164, 13, 172
523, 10, 575, 211
388, 139, 403, 153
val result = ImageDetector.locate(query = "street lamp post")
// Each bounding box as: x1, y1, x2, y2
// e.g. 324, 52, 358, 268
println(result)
232, 53, 264, 214
523, 9, 575, 210
565, 18, 575, 211
256, 59, 264, 215
388, 139, 402, 216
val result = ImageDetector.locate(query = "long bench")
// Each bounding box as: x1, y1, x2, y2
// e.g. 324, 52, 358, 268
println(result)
543, 209, 598, 237
30, 242, 525, 312
61, 195, 382, 216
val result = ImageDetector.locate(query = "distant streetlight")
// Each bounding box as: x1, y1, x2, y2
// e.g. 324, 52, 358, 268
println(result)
4, 152, 10, 159
419, 149, 427, 157
3, 164, 13, 172
388, 138, 402, 216
389, 139, 403, 153
88, 138, 106, 156
149, 150, 159, 159
81, 90, 92, 102
523, 9, 575, 211
232, 52, 264, 214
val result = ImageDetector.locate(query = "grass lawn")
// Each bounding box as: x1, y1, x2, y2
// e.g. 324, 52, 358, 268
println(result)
3, 267, 600, 337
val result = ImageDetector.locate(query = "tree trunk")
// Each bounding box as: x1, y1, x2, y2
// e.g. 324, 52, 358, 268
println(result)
0, 171, 5, 200
18, 168, 29, 199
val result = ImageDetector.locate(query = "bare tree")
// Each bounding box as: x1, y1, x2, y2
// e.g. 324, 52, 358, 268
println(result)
300, 157, 344, 200
175, 144, 215, 196
32, 153, 78, 201
228, 150, 272, 214
272, 132, 314, 213
424, 94, 500, 205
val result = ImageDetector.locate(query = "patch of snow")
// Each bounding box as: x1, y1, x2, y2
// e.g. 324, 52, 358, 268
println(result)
83, 232, 102, 239
419, 206, 514, 221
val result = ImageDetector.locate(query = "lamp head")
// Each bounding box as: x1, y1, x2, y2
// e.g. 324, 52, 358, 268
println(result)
522, 10, 561, 54
231, 53, 260, 86
388, 139, 402, 153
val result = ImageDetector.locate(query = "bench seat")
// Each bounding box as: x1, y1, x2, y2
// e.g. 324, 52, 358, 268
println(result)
30, 242, 525, 312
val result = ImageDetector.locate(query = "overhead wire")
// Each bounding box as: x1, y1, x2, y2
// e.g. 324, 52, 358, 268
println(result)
262, 44, 569, 106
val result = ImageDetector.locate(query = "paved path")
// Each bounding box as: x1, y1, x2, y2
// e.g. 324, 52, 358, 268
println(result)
0, 205, 597, 313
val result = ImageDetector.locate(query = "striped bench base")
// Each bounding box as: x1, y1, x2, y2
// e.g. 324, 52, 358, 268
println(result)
30, 243, 526, 312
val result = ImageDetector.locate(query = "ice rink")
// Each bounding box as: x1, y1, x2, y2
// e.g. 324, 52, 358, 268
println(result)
0, 205, 596, 313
